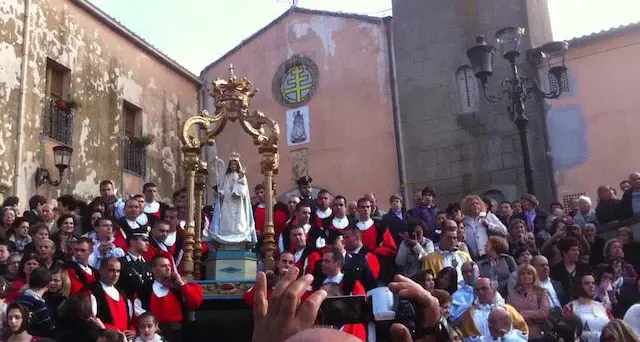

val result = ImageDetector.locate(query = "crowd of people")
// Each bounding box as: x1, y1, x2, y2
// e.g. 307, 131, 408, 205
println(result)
3, 171, 640, 341
0, 181, 203, 342
245, 173, 640, 341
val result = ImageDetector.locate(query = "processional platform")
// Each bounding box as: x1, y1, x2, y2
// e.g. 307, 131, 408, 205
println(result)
180, 66, 278, 308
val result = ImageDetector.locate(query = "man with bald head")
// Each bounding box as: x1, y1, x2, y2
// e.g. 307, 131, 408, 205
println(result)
531, 255, 565, 308
620, 172, 640, 219
488, 308, 527, 341
457, 277, 528, 340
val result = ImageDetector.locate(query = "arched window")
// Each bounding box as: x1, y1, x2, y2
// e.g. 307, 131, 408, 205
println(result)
481, 189, 506, 204
456, 65, 480, 114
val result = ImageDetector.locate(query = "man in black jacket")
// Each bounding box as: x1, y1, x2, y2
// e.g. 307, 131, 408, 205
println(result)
16, 267, 56, 338
23, 195, 47, 224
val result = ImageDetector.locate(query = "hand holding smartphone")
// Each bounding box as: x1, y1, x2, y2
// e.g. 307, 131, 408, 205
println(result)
317, 295, 370, 325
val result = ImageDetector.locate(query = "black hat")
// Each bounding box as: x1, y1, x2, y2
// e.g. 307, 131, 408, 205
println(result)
131, 228, 149, 240
326, 230, 344, 245
297, 175, 313, 185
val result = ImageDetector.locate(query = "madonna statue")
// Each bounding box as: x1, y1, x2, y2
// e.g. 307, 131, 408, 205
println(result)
209, 151, 257, 247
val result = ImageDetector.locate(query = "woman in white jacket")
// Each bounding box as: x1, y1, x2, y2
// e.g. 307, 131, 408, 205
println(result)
461, 195, 508, 260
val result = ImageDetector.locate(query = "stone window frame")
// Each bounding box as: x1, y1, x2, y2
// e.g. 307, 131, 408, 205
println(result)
42, 58, 73, 146
121, 100, 146, 178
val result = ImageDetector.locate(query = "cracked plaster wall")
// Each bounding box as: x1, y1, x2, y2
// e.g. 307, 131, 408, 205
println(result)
0, 0, 199, 205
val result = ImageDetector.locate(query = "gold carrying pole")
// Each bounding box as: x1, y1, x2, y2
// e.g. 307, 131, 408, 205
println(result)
260, 148, 277, 271
180, 65, 280, 275
193, 166, 208, 279
181, 147, 200, 281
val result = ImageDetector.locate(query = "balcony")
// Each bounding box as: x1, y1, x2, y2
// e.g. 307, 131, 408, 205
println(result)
42, 97, 75, 146
122, 138, 147, 178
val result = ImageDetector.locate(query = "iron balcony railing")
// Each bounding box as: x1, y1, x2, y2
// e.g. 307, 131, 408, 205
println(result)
42, 97, 74, 146
122, 138, 147, 178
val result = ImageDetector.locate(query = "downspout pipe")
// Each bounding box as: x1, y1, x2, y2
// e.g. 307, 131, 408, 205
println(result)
383, 16, 408, 204
13, 0, 32, 195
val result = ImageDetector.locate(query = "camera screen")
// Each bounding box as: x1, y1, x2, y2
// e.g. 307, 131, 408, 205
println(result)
318, 295, 370, 325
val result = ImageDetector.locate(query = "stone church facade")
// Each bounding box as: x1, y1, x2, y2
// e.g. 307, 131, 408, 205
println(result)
391, 0, 557, 206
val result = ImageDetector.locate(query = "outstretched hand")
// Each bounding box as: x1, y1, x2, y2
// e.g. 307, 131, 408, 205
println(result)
252, 267, 327, 342
388, 274, 441, 342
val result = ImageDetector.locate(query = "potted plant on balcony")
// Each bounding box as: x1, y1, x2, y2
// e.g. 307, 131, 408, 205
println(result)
53, 95, 81, 114
133, 134, 155, 148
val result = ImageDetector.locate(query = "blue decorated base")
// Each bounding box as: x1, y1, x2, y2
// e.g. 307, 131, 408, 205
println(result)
206, 251, 257, 282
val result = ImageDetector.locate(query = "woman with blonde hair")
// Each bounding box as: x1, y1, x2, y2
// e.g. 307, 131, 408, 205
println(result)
461, 195, 507, 260
600, 319, 638, 342
44, 267, 71, 315
506, 264, 550, 340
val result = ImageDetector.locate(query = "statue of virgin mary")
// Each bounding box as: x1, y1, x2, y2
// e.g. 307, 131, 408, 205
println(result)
209, 151, 257, 246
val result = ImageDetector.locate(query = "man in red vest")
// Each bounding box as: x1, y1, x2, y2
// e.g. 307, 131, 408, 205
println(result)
322, 195, 352, 232
354, 197, 397, 282
66, 236, 98, 294
88, 257, 134, 339
134, 254, 203, 342
289, 225, 321, 275
143, 220, 179, 273
143, 182, 168, 221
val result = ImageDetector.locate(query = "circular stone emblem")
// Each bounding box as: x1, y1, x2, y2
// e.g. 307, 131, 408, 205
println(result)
273, 56, 319, 108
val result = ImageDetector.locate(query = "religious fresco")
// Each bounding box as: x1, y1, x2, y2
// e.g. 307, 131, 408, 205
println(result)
286, 106, 310, 146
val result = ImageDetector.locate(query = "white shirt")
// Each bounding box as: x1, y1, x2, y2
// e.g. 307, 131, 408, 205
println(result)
165, 231, 177, 247
356, 219, 374, 231
302, 223, 311, 234
126, 219, 140, 229
332, 216, 349, 229
127, 252, 143, 263
438, 247, 466, 281
540, 278, 561, 308
316, 207, 332, 219
294, 248, 304, 263
144, 201, 160, 214
323, 272, 344, 285
77, 261, 93, 275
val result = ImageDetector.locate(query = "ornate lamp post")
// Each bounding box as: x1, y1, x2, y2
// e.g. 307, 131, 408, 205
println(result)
466, 27, 569, 195
180, 66, 280, 280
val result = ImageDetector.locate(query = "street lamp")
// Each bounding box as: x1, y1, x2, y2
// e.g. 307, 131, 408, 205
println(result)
35, 145, 73, 188
466, 28, 569, 195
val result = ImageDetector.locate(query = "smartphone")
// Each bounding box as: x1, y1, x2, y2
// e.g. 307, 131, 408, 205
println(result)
317, 295, 370, 325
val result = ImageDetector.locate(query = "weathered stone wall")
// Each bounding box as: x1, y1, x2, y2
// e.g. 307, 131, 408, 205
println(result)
0, 0, 199, 206
201, 10, 399, 205
392, 0, 555, 206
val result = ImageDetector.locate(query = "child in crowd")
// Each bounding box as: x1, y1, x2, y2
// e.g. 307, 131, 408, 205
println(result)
134, 312, 165, 342
97, 329, 127, 342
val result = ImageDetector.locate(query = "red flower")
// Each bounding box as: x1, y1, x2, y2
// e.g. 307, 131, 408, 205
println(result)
55, 99, 68, 109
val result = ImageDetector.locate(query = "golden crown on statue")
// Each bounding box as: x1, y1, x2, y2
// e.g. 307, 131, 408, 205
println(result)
211, 64, 258, 118
229, 151, 241, 161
